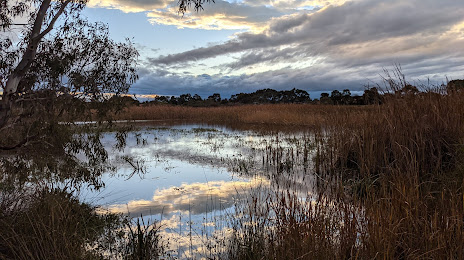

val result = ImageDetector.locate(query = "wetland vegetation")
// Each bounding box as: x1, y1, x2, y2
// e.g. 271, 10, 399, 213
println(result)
2, 76, 464, 259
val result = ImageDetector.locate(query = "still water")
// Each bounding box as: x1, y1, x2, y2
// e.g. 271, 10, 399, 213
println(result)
83, 123, 317, 258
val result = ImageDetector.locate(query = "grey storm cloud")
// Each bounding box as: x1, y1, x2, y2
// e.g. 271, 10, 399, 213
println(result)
149, 0, 464, 66
131, 62, 371, 98
132, 0, 464, 97
148, 32, 276, 65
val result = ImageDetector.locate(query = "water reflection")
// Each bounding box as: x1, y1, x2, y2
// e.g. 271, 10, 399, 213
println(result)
88, 124, 316, 258
107, 178, 269, 217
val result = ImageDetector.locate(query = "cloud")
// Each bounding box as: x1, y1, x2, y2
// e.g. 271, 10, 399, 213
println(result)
150, 0, 464, 65
88, 0, 290, 31
88, 0, 169, 12
138, 0, 464, 96
106, 178, 269, 217
146, 0, 283, 31
90, 0, 464, 95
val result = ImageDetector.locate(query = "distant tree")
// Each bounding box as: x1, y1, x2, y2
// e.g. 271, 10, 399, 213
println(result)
330, 90, 342, 105
208, 93, 222, 103
363, 87, 382, 105
280, 88, 310, 103
108, 95, 139, 108
178, 93, 192, 105
320, 93, 332, 105
169, 96, 179, 105
192, 94, 202, 101
154, 95, 169, 104
229, 88, 310, 104
352, 95, 364, 105
230, 93, 247, 103
293, 89, 311, 102
220, 98, 229, 105
341, 89, 353, 105
446, 79, 464, 94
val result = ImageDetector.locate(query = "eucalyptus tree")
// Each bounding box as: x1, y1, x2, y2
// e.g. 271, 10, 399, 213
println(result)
0, 0, 213, 140
0, 0, 138, 191
1, 0, 138, 129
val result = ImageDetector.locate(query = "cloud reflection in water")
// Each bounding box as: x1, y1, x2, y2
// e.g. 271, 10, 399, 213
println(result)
107, 177, 269, 217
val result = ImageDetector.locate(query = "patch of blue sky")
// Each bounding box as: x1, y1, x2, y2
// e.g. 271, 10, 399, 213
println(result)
223, 0, 246, 4
296, 5, 321, 11
82, 7, 239, 58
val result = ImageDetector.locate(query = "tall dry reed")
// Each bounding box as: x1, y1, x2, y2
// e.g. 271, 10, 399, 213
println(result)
116, 103, 373, 129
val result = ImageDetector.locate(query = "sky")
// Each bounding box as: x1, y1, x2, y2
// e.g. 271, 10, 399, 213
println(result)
81, 0, 464, 98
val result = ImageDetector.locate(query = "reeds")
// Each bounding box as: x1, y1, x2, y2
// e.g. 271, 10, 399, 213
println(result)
223, 87, 464, 259
0, 189, 111, 259
116, 103, 373, 129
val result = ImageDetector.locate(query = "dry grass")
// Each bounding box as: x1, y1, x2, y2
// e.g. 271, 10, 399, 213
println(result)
0, 188, 166, 260
116, 103, 375, 129
0, 189, 109, 259
222, 91, 464, 259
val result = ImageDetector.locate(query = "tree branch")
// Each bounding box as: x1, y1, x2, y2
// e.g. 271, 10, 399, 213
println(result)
36, 0, 72, 41
31, 0, 52, 40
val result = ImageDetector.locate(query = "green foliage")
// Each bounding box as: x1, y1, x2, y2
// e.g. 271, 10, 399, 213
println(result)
0, 0, 139, 150
446, 79, 464, 93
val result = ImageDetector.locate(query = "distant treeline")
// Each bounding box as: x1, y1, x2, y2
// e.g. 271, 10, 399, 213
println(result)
113, 79, 464, 107
139, 88, 382, 106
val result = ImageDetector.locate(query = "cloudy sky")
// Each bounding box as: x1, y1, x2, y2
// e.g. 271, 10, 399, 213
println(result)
82, 0, 464, 98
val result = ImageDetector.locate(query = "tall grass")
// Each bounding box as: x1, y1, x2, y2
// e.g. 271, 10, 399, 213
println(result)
116, 103, 373, 129
223, 87, 464, 259
320, 92, 464, 179
0, 189, 111, 259
0, 188, 166, 260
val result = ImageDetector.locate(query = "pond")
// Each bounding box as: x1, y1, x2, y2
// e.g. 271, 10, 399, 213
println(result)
83, 123, 319, 258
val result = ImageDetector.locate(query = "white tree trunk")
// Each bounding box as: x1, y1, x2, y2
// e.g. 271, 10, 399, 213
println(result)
0, 0, 70, 128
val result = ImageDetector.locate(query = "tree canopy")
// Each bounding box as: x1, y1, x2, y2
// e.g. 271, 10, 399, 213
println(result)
0, 0, 140, 192
0, 0, 138, 149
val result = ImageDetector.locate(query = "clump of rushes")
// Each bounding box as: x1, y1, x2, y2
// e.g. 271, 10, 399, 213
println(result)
123, 217, 166, 260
